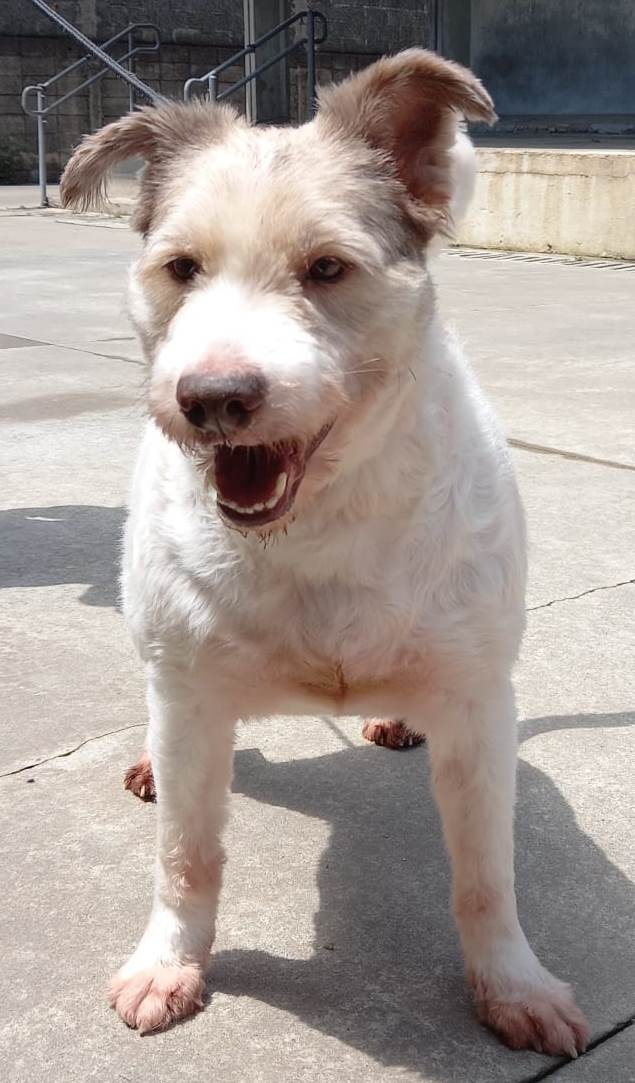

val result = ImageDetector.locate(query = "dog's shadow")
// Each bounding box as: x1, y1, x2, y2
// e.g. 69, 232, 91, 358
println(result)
210, 710, 634, 1076
0, 504, 125, 607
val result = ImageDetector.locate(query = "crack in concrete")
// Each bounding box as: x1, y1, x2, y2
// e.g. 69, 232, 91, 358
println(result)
519, 1014, 635, 1082
509, 438, 635, 473
528, 578, 635, 612
46, 340, 146, 367
4, 577, 632, 777
0, 332, 144, 368
0, 723, 145, 780
84, 350, 145, 367
13, 333, 144, 368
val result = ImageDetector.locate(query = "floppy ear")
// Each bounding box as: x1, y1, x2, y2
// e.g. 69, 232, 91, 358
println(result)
60, 101, 239, 234
317, 49, 495, 237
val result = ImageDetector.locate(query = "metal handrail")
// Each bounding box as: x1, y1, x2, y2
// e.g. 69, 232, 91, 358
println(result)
21, 0, 166, 207
184, 9, 327, 121
21, 25, 161, 116
25, 0, 165, 103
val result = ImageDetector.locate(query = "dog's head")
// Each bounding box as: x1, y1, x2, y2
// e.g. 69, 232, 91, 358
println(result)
61, 50, 494, 531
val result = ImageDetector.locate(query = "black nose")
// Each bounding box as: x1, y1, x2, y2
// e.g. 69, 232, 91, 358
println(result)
176, 371, 268, 433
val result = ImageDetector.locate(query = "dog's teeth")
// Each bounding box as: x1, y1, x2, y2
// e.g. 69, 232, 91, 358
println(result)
261, 473, 287, 510
220, 472, 288, 516
263, 476, 286, 510
274, 472, 287, 499
221, 498, 267, 515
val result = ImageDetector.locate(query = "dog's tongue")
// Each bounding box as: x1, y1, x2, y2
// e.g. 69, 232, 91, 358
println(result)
214, 444, 291, 510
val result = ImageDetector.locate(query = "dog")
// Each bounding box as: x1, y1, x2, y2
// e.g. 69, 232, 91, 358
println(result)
61, 49, 588, 1055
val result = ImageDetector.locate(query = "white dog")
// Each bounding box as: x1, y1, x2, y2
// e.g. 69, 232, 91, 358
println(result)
61, 50, 588, 1055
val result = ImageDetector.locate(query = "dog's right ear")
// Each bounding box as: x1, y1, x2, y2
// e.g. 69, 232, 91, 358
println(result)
60, 101, 239, 234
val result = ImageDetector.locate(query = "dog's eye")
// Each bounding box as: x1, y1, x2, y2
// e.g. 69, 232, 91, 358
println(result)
168, 257, 200, 282
308, 257, 345, 283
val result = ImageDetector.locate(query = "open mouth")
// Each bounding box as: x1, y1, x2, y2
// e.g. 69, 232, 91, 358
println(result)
212, 423, 333, 529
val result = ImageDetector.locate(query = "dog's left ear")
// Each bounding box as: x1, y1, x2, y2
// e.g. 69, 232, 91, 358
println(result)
317, 49, 495, 236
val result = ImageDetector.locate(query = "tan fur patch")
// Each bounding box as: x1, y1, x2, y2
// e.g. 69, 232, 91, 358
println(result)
318, 49, 496, 238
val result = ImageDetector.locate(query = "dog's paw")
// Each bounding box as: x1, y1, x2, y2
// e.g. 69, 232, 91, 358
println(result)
108, 964, 204, 1033
123, 753, 156, 803
472, 974, 589, 1057
361, 718, 424, 749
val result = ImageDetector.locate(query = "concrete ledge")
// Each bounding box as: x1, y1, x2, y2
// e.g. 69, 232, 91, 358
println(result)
4, 145, 634, 261
458, 147, 635, 259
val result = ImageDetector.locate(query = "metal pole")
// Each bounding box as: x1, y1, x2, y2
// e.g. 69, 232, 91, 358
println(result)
128, 31, 134, 111
306, 11, 316, 119
36, 88, 48, 207
209, 72, 218, 101
243, 0, 257, 123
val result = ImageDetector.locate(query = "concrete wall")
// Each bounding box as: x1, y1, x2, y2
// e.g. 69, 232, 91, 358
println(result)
0, 0, 431, 182
470, 0, 635, 117
0, 1, 243, 44
0, 37, 244, 183
0, 0, 245, 182
305, 0, 433, 53
440, 0, 635, 131
0, 0, 433, 47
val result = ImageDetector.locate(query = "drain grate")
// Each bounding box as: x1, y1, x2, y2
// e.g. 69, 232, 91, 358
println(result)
446, 247, 635, 270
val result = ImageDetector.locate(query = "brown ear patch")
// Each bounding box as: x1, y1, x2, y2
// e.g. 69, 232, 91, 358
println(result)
318, 49, 496, 236
60, 101, 240, 235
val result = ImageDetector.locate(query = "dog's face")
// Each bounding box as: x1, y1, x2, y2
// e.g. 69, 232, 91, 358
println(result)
132, 122, 427, 530
61, 50, 494, 531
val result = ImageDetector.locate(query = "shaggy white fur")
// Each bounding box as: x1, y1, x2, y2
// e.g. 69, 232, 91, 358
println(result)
61, 50, 588, 1054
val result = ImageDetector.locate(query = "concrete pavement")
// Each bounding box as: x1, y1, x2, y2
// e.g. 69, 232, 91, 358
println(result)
0, 211, 633, 1082
0, 178, 138, 216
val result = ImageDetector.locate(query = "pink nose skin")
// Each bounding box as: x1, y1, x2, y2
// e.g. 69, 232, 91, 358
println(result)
176, 371, 268, 435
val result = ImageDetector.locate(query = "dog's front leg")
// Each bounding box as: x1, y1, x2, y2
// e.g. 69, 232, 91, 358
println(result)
422, 682, 589, 1056
109, 662, 236, 1033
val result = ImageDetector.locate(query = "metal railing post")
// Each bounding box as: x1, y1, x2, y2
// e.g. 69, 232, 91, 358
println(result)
306, 11, 317, 119
36, 88, 48, 207
243, 0, 257, 123
22, 14, 163, 207
127, 31, 134, 112
183, 9, 326, 121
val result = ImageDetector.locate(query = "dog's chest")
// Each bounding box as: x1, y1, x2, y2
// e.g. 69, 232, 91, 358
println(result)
230, 570, 434, 713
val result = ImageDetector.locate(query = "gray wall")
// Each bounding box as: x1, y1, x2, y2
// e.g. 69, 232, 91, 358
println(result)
3, 0, 634, 183
0, 0, 431, 182
445, 0, 635, 121
306, 0, 433, 53
0, 1, 243, 44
